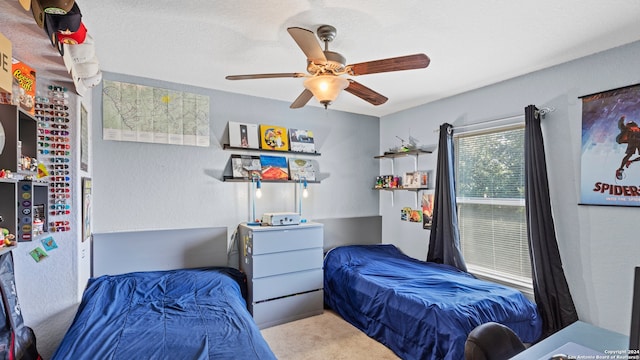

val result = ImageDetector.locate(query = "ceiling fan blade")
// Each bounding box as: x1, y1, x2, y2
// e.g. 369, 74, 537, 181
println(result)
347, 53, 430, 76
287, 27, 327, 64
290, 89, 314, 109
226, 73, 306, 80
345, 80, 388, 106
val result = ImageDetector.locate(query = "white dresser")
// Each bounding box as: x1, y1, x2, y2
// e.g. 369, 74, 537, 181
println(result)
238, 222, 324, 329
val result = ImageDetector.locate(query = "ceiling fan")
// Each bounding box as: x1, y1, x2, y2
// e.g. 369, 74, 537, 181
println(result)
225, 25, 430, 109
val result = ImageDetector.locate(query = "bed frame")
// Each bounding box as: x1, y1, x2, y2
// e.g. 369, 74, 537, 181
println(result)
91, 227, 228, 277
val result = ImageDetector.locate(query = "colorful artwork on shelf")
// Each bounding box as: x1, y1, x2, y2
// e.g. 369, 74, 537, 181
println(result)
260, 125, 288, 151
289, 129, 315, 153
229, 122, 259, 149
259, 155, 289, 180
288, 158, 319, 181
404, 171, 429, 188
231, 154, 262, 179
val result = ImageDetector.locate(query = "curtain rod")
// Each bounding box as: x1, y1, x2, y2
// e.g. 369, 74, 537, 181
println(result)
434, 107, 555, 133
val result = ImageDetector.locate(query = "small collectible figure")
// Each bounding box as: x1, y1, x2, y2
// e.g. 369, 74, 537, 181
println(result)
0, 228, 16, 247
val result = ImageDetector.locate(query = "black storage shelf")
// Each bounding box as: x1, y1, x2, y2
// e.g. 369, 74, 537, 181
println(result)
223, 176, 320, 184
223, 144, 321, 156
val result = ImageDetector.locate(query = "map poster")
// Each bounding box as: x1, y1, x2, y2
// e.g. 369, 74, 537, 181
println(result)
102, 80, 210, 147
580, 83, 640, 206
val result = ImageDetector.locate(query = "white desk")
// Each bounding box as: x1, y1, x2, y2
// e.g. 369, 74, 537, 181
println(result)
511, 321, 629, 359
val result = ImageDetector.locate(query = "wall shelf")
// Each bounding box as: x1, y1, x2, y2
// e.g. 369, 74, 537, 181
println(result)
374, 149, 432, 159
374, 149, 432, 207
223, 176, 320, 184
223, 144, 321, 156
374, 187, 429, 192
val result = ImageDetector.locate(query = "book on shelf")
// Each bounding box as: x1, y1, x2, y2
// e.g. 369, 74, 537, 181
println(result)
228, 122, 259, 149
288, 128, 315, 153
231, 154, 261, 179
288, 158, 318, 181
259, 124, 289, 151
259, 155, 289, 180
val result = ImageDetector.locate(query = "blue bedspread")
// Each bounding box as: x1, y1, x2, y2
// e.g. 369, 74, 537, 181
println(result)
52, 267, 276, 360
324, 245, 542, 360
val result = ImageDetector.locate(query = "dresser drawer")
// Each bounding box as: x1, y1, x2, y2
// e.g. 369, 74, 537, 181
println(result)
252, 226, 322, 255
253, 247, 323, 278
252, 269, 323, 302
253, 290, 324, 329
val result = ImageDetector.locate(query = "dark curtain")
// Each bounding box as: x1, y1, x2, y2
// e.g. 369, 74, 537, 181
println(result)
524, 105, 578, 338
427, 123, 467, 272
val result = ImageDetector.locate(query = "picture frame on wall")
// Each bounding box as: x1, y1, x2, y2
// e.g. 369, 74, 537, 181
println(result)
80, 103, 89, 171
579, 83, 640, 207
421, 191, 434, 229
82, 177, 92, 242
228, 121, 259, 149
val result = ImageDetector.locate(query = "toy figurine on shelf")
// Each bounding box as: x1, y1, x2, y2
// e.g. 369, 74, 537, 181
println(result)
0, 228, 16, 248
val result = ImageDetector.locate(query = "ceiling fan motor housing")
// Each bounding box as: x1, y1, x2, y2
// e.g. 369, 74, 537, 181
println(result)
307, 51, 346, 74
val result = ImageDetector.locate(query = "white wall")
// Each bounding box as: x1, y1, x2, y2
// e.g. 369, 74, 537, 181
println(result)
380, 40, 640, 336
13, 83, 92, 360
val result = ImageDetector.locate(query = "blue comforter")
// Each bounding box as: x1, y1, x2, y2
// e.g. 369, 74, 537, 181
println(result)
324, 245, 542, 360
52, 267, 276, 360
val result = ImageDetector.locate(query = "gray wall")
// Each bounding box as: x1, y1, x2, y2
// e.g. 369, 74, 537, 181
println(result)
381, 40, 640, 336
91, 72, 380, 237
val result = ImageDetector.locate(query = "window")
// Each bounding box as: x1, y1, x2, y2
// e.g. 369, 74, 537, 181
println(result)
454, 124, 533, 292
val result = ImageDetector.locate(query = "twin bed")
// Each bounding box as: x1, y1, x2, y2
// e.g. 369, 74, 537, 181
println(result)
324, 244, 542, 360
52, 224, 541, 360
51, 228, 276, 360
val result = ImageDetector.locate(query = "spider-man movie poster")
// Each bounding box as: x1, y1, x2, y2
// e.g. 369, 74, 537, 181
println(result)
581, 83, 640, 206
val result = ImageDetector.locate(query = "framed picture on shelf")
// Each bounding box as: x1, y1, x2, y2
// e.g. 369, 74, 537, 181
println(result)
228, 122, 259, 149
288, 158, 319, 181
404, 171, 429, 188
260, 155, 289, 180
260, 124, 289, 151
289, 128, 315, 153
231, 154, 261, 179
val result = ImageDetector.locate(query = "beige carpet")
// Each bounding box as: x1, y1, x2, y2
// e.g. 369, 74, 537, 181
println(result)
260, 310, 399, 360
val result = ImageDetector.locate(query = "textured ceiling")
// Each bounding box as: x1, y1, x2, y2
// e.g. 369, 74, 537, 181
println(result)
2, 0, 640, 117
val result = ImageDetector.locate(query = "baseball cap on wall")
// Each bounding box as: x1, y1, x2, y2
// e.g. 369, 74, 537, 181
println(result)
57, 22, 87, 45
43, 2, 82, 54
19, 0, 30, 11
62, 34, 96, 72
30, 0, 76, 28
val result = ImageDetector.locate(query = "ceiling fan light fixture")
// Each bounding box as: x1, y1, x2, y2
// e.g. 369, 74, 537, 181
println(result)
303, 75, 349, 108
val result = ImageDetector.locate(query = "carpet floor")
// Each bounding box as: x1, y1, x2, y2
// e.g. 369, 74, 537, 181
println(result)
260, 310, 400, 360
